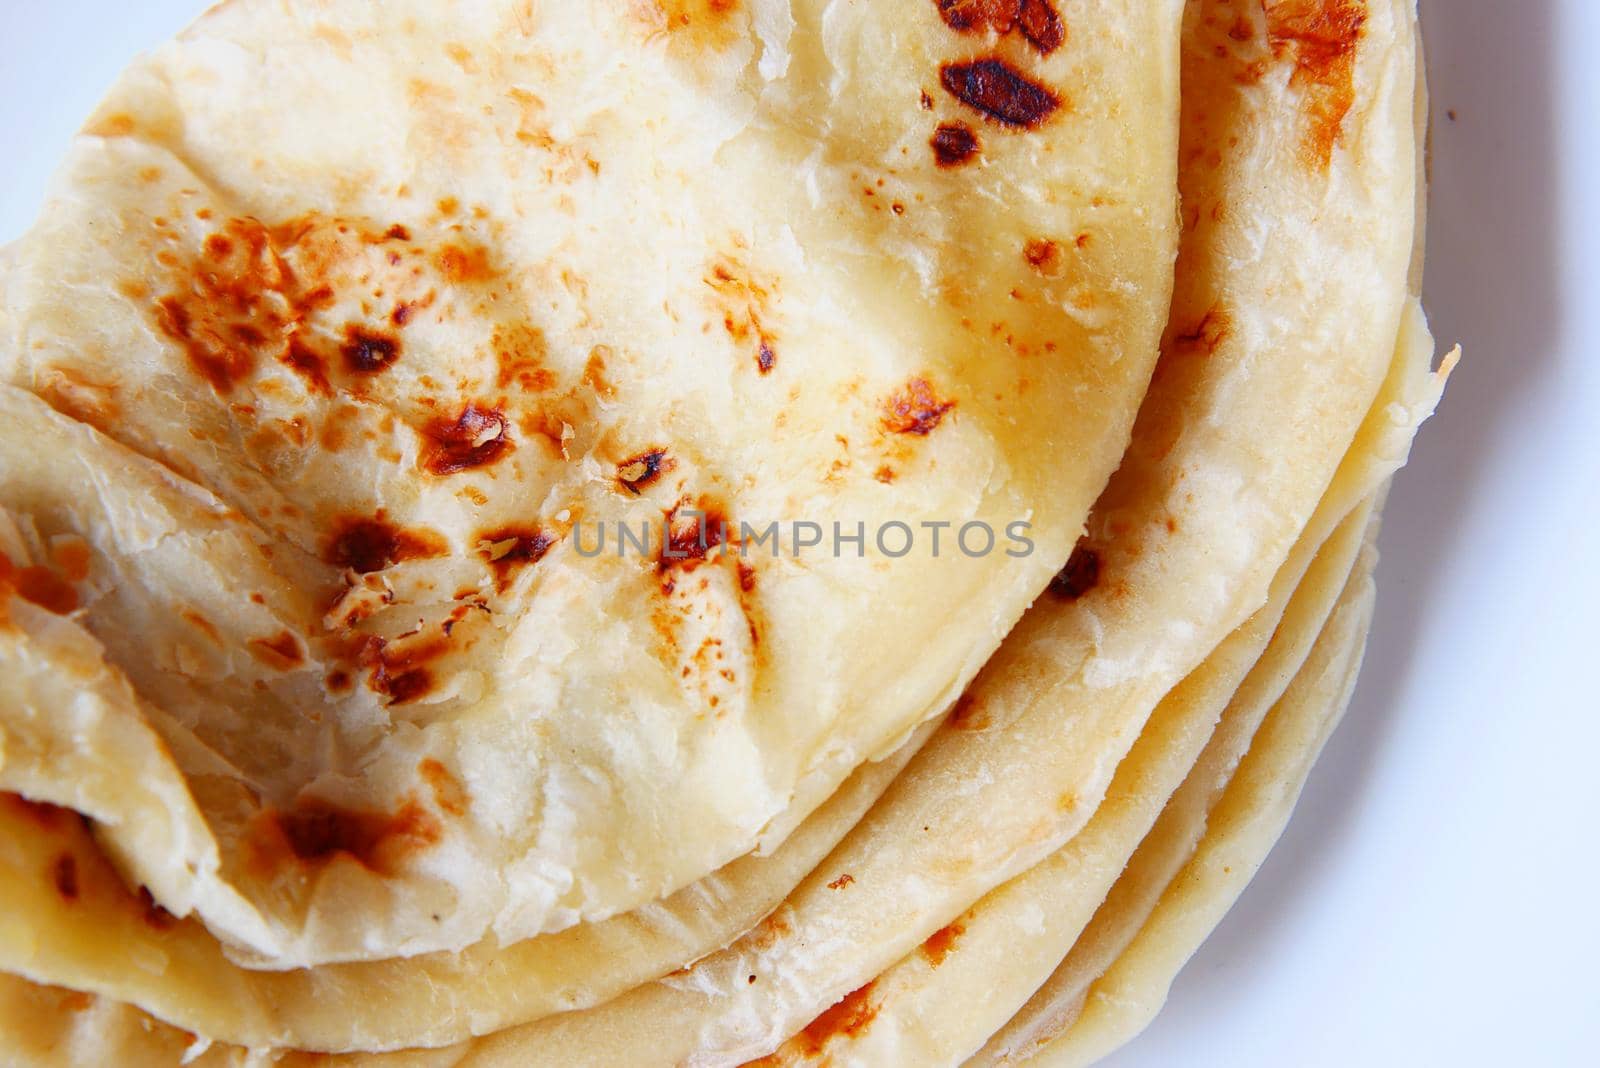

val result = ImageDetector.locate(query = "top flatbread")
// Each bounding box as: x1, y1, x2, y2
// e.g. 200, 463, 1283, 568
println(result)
0, 0, 1179, 966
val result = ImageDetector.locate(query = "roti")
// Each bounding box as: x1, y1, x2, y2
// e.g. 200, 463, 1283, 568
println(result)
996, 547, 1380, 1068
753, 495, 1380, 1067
0, 684, 936, 1053
0, 0, 1179, 967
393, 1, 1420, 1061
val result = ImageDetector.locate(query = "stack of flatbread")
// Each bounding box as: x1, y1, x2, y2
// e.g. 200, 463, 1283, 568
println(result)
0, 0, 1455, 1064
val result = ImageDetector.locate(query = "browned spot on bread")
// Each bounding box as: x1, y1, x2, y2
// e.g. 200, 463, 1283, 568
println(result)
248, 630, 305, 670
420, 404, 513, 475
0, 553, 79, 615
518, 403, 583, 459
419, 758, 469, 816
1173, 304, 1231, 355
1023, 237, 1062, 274
939, 58, 1061, 129
433, 242, 496, 284
325, 514, 448, 573
51, 853, 80, 902
827, 873, 855, 890
618, 448, 675, 494
882, 378, 956, 435
282, 336, 332, 393
493, 322, 555, 391
340, 325, 401, 374
1016, 0, 1065, 53
749, 911, 792, 950
583, 347, 617, 398
359, 631, 451, 705
780, 982, 879, 1058
706, 257, 780, 374
1049, 541, 1100, 600
934, 0, 1064, 52
659, 502, 732, 575
477, 526, 557, 591
155, 296, 253, 393
931, 121, 981, 167
326, 669, 353, 692
934, 0, 1018, 32
921, 921, 966, 966
251, 796, 440, 876
149, 217, 345, 395
1264, 0, 1367, 170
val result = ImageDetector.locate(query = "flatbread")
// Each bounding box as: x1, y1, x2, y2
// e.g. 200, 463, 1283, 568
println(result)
0, 679, 936, 1053
747, 1, 1446, 1054
753, 495, 1378, 1067
378, 1, 1418, 1061
741, 277, 1454, 1067
1001, 542, 1380, 1068
0, 504, 1386, 1068
0, 0, 1180, 967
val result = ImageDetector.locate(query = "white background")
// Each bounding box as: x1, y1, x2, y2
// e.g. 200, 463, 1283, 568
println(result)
2, 2, 1596, 1065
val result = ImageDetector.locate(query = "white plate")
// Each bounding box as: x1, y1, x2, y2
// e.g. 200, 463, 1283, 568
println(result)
2, 3, 1596, 1065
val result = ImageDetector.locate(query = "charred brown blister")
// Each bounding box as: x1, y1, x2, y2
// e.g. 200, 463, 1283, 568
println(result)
934, 0, 1014, 33
281, 336, 332, 394
325, 515, 448, 573
358, 631, 451, 706
341, 325, 401, 374
151, 217, 337, 395
1016, 0, 1065, 53
252, 797, 440, 876
882, 378, 956, 435
418, 758, 469, 817
1264, 0, 1367, 169
248, 630, 306, 669
658, 502, 732, 574
618, 448, 674, 494
420, 404, 513, 475
939, 58, 1061, 129
931, 121, 982, 167
155, 296, 253, 393
1023, 237, 1062, 274
1049, 541, 1100, 600
934, 0, 1064, 55
921, 921, 966, 967
1173, 304, 1231, 355
801, 983, 879, 1051
478, 525, 557, 591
